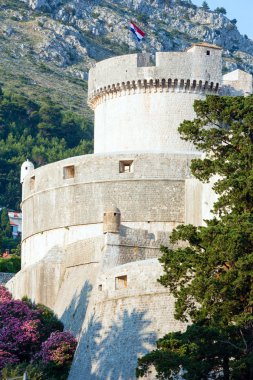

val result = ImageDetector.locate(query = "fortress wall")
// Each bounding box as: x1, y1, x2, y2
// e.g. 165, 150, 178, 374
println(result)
22, 153, 194, 200
7, 245, 66, 308
88, 47, 222, 97
22, 180, 185, 238
53, 237, 105, 336
67, 259, 187, 380
65, 236, 104, 268
88, 52, 190, 96
21, 153, 206, 267
102, 230, 171, 268
21, 221, 180, 268
21, 153, 196, 245
94, 91, 204, 154
222, 69, 253, 95
21, 224, 103, 267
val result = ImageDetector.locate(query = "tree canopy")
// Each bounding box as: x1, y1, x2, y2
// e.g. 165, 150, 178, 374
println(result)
137, 95, 253, 380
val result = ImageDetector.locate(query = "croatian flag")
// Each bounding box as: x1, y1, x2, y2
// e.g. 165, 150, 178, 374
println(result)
130, 21, 145, 41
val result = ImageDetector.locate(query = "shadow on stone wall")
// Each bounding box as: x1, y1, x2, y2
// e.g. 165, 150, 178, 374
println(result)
69, 308, 156, 380
60, 281, 93, 337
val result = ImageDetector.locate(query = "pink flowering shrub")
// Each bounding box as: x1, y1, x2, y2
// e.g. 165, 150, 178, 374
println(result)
0, 285, 12, 303
0, 286, 77, 379
41, 332, 77, 366
0, 300, 41, 362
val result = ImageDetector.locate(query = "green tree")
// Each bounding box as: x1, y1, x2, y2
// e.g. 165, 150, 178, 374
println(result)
201, 1, 209, 10
137, 95, 253, 379
214, 7, 227, 15
0, 208, 12, 238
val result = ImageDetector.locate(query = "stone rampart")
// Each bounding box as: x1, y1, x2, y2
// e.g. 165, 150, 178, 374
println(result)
21, 153, 197, 240
66, 259, 187, 380
20, 152, 206, 267
222, 69, 253, 96
88, 44, 222, 104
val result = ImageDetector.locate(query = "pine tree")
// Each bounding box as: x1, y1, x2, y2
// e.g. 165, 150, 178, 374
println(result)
137, 95, 253, 379
201, 1, 209, 11
214, 7, 227, 15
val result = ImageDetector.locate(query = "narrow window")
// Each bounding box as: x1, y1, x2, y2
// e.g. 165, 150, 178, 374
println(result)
63, 165, 75, 179
30, 176, 35, 190
98, 284, 102, 291
119, 160, 133, 173
206, 50, 210, 56
115, 275, 127, 290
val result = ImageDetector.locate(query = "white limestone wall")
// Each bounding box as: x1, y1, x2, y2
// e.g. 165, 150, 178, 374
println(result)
21, 224, 103, 267
21, 220, 184, 267
67, 259, 187, 380
222, 69, 253, 95
90, 45, 222, 155
94, 92, 204, 154
21, 152, 200, 267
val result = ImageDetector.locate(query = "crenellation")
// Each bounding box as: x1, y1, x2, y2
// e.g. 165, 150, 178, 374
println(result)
89, 78, 220, 109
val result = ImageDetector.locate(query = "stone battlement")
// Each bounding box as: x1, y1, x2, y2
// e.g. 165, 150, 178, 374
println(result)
89, 77, 219, 109
88, 43, 222, 108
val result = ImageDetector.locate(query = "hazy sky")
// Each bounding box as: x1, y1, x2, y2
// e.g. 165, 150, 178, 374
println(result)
192, 0, 253, 39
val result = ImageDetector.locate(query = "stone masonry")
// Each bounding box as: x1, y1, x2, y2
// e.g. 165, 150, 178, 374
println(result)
7, 43, 253, 380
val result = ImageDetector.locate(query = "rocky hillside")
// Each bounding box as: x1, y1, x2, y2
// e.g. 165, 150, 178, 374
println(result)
1, 0, 253, 117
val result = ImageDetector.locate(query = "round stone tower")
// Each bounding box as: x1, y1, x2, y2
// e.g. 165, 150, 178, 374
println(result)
88, 42, 222, 154
8, 43, 235, 380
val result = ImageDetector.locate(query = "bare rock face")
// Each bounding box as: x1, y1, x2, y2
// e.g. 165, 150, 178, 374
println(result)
1, 0, 253, 115
5, 0, 253, 74
28, 0, 50, 10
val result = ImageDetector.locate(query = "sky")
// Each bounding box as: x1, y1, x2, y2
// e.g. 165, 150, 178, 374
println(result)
192, 0, 253, 39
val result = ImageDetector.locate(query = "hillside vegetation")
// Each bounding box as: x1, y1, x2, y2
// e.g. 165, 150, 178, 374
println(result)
0, 87, 93, 210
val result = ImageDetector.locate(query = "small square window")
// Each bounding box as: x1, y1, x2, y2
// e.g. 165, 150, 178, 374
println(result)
115, 275, 127, 290
206, 50, 210, 56
119, 160, 133, 173
30, 176, 35, 190
63, 165, 75, 179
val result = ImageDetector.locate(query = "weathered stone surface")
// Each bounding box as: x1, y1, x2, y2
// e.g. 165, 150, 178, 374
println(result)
8, 46, 253, 380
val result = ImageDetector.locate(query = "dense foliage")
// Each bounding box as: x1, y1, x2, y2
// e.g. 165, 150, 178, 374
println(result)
0, 86, 93, 210
137, 95, 253, 379
0, 255, 20, 273
0, 286, 77, 379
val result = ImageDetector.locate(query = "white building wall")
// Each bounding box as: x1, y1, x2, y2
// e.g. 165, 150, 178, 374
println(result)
94, 92, 204, 154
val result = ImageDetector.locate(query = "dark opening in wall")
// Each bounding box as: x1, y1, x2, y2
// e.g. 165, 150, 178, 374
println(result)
98, 284, 102, 291
206, 50, 210, 56
119, 160, 133, 173
63, 165, 75, 179
115, 275, 127, 290
30, 176, 35, 190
